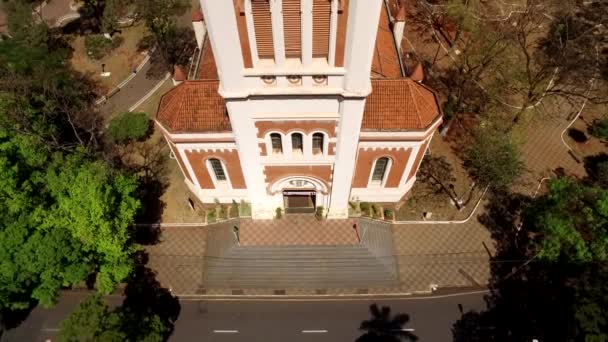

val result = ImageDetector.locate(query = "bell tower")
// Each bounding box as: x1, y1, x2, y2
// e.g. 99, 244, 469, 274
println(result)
198, 0, 385, 218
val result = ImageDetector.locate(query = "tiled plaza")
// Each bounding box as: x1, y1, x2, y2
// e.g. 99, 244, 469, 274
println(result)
239, 214, 360, 246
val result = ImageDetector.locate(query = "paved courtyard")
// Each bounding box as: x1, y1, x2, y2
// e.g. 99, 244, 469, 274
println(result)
240, 214, 359, 246
146, 212, 493, 296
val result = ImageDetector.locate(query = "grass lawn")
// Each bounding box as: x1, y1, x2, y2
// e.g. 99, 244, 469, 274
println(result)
70, 22, 149, 95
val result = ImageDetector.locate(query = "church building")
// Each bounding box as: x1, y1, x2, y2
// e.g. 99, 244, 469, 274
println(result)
156, 0, 442, 219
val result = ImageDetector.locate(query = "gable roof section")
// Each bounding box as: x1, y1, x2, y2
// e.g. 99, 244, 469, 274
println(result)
156, 81, 231, 133
371, 2, 402, 79
363, 79, 441, 131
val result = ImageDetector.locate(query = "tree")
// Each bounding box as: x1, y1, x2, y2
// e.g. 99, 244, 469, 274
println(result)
59, 266, 180, 342
524, 178, 608, 264
108, 112, 151, 144
44, 152, 141, 293
0, 0, 142, 314
464, 125, 525, 190
135, 0, 194, 76
58, 295, 125, 342
418, 155, 463, 209
356, 304, 418, 342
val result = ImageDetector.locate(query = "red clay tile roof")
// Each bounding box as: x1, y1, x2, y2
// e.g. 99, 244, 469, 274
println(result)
173, 65, 187, 81
197, 37, 219, 80
372, 3, 403, 79
156, 81, 231, 133
409, 63, 424, 82
363, 79, 442, 131
192, 7, 204, 22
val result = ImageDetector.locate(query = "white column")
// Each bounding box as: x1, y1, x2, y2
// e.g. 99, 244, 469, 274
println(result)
271, 0, 286, 66
343, 0, 383, 93
225, 101, 274, 219
244, 0, 260, 65
301, 0, 313, 66
328, 0, 339, 66
393, 21, 405, 53
327, 98, 366, 218
199, 0, 244, 92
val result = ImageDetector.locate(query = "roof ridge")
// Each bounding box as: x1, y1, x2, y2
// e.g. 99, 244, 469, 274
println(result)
405, 79, 424, 128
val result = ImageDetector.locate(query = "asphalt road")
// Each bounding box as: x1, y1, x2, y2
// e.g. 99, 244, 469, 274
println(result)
2, 290, 488, 342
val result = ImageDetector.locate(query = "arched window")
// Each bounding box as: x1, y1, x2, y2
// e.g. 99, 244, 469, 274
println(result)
208, 158, 227, 181
312, 133, 325, 155
371, 157, 390, 185
292, 133, 304, 155
270, 133, 283, 154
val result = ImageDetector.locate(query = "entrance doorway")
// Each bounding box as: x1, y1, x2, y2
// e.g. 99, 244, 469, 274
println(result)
283, 190, 316, 214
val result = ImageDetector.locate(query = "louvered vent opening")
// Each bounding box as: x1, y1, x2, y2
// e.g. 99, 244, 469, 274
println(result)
252, 0, 274, 59
282, 0, 302, 59
312, 0, 331, 58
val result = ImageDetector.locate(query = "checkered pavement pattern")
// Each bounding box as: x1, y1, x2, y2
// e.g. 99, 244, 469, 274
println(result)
239, 214, 360, 246
146, 226, 208, 294
391, 213, 494, 292
517, 97, 586, 195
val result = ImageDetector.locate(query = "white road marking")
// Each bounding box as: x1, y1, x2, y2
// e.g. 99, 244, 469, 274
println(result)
401, 328, 415, 332
302, 330, 328, 333
213, 330, 239, 333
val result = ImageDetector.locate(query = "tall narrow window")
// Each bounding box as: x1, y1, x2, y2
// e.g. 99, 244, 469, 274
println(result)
209, 158, 227, 181
252, 0, 274, 59
312, 133, 324, 155
282, 0, 302, 58
313, 0, 331, 58
292, 133, 303, 155
371, 157, 389, 184
270, 133, 283, 154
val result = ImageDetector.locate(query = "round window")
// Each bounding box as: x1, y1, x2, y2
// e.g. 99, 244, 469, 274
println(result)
261, 75, 276, 85
287, 75, 302, 85
312, 75, 327, 84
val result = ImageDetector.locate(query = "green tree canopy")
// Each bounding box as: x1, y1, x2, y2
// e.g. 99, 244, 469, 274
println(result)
464, 124, 525, 190
525, 178, 608, 264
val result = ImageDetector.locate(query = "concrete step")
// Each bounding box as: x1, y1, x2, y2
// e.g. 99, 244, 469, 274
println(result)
202, 244, 398, 289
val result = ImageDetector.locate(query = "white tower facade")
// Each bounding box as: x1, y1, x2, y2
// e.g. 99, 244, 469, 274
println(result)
157, 0, 442, 219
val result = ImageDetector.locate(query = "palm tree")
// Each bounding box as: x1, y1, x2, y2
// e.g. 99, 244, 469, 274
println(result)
356, 304, 418, 342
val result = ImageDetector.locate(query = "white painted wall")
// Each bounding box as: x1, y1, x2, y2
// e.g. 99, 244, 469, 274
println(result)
192, 21, 206, 49
199, 0, 244, 92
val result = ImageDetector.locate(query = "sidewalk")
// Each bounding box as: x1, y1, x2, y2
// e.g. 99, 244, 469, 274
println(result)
99, 61, 167, 117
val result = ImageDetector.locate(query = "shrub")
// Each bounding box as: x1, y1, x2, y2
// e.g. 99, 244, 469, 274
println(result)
315, 206, 325, 220
360, 202, 371, 216
206, 210, 216, 223
371, 204, 380, 218
568, 128, 588, 143
108, 112, 151, 143
238, 200, 251, 217
384, 209, 395, 221
85, 34, 124, 60
231, 200, 239, 218
275, 207, 283, 219
588, 118, 608, 139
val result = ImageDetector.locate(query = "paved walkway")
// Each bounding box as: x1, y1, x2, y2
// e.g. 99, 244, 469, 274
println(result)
146, 226, 207, 295
516, 96, 586, 195
392, 215, 493, 292
240, 214, 359, 246
36, 0, 80, 27
99, 60, 167, 117
146, 214, 492, 296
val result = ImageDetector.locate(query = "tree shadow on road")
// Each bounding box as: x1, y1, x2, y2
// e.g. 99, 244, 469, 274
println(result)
451, 191, 578, 341
356, 304, 418, 342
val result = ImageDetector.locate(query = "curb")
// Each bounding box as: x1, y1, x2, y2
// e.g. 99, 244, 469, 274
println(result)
95, 46, 156, 106
128, 72, 171, 112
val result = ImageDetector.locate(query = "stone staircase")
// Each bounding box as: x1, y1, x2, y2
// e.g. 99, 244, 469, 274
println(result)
202, 245, 398, 289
